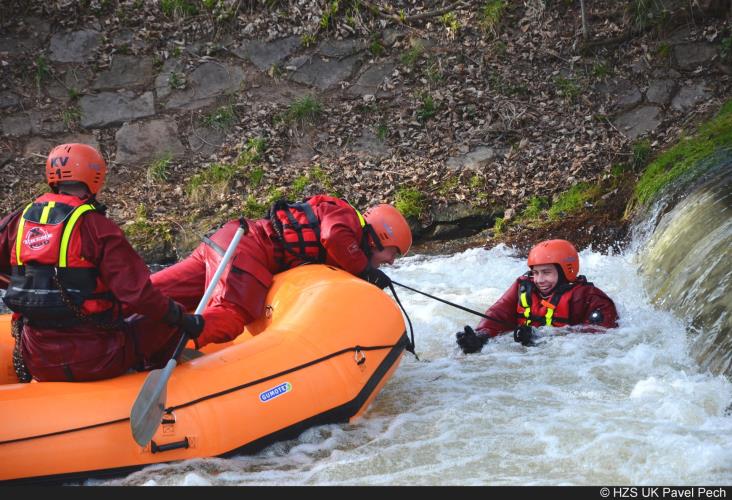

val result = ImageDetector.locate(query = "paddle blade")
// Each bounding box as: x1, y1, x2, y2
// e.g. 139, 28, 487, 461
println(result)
130, 359, 177, 447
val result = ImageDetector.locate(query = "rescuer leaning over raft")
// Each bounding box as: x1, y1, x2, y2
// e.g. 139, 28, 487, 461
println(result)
131, 194, 413, 349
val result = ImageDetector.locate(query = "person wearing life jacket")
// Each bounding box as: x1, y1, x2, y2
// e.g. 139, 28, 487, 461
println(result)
456, 239, 618, 353
139, 195, 412, 349
0, 143, 204, 382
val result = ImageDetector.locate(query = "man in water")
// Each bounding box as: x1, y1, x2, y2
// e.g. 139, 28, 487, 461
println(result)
456, 239, 618, 353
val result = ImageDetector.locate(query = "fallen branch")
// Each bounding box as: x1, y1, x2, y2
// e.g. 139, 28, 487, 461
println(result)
360, 0, 469, 24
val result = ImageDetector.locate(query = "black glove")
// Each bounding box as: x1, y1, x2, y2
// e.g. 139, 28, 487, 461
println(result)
513, 325, 537, 347
456, 325, 488, 354
359, 266, 392, 289
178, 313, 205, 339
163, 300, 205, 339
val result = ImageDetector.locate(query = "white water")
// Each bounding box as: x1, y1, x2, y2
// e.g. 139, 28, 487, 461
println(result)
97, 245, 732, 486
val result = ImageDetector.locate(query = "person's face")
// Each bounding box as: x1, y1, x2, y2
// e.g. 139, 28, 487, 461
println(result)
531, 264, 559, 294
370, 246, 400, 268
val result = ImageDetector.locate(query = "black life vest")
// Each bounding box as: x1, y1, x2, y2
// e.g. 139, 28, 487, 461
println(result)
267, 195, 371, 269
516, 274, 589, 327
2, 193, 118, 328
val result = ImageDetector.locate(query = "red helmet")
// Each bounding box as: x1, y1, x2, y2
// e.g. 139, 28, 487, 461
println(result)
527, 239, 580, 281
45, 143, 107, 194
363, 204, 412, 256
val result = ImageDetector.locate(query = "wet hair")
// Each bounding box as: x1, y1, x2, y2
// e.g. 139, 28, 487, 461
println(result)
554, 263, 568, 284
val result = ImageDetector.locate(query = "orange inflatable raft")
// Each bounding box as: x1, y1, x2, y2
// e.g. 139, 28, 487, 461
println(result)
0, 264, 408, 484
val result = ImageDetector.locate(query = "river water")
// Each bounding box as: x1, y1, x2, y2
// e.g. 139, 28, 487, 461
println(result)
96, 244, 732, 486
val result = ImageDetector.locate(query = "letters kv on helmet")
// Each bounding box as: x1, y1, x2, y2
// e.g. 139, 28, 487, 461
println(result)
363, 204, 412, 256
527, 239, 580, 281
45, 143, 107, 194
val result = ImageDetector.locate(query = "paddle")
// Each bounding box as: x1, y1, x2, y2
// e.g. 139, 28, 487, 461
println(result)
130, 221, 248, 447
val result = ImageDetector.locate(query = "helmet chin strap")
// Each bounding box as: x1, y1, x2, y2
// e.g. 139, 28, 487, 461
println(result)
361, 223, 384, 258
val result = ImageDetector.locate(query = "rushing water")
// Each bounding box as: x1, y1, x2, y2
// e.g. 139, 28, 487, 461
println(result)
93, 244, 732, 486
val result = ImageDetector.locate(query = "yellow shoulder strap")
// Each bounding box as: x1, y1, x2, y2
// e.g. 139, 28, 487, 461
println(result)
14, 203, 34, 266
59, 204, 96, 268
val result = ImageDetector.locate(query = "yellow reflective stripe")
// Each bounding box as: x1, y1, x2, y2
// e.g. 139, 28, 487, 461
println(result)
39, 201, 56, 224
545, 308, 554, 326
15, 203, 33, 266
356, 209, 366, 228
520, 291, 531, 325
59, 204, 95, 268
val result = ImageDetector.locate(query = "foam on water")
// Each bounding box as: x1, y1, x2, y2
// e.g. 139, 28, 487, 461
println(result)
100, 245, 732, 486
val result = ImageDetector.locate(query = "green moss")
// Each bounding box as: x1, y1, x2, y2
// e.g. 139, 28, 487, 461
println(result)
721, 36, 732, 61
186, 162, 239, 202
439, 11, 460, 33
123, 204, 174, 261
61, 107, 81, 129
395, 187, 425, 219
547, 182, 601, 220
34, 55, 50, 92
290, 174, 309, 197
554, 75, 581, 102
400, 40, 424, 67
147, 152, 172, 184
301, 33, 317, 48
202, 104, 236, 131
416, 92, 438, 122
310, 164, 339, 196
632, 100, 732, 207
470, 173, 483, 189
242, 194, 269, 219
480, 0, 506, 35
438, 176, 459, 197
277, 95, 323, 126
236, 137, 266, 167
493, 216, 505, 235
591, 60, 611, 78
369, 39, 384, 57
520, 195, 549, 220
160, 0, 198, 17
632, 138, 652, 170
247, 165, 264, 186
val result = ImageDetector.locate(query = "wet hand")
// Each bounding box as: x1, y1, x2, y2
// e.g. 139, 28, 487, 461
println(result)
513, 325, 537, 347
359, 267, 392, 289
456, 325, 488, 354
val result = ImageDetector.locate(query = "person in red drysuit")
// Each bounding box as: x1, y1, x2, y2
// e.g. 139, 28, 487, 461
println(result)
0, 143, 203, 382
144, 195, 413, 349
456, 239, 618, 353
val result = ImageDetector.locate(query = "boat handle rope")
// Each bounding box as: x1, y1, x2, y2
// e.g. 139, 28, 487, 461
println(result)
385, 280, 419, 360
0, 340, 407, 446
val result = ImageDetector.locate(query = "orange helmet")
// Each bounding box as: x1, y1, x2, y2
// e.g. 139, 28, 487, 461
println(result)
527, 239, 580, 281
45, 143, 107, 194
363, 204, 412, 256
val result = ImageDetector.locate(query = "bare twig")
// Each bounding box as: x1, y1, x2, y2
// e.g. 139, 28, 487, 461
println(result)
360, 0, 469, 24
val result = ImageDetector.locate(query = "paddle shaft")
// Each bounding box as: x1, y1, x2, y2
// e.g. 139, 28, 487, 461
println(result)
390, 280, 515, 328
130, 220, 248, 446
166, 222, 248, 360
